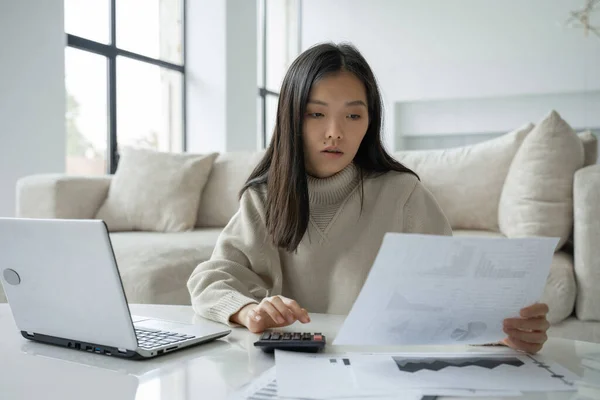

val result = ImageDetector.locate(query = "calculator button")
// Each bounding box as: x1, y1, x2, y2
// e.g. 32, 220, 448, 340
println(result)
283, 333, 292, 340
313, 334, 323, 341
261, 332, 271, 340
271, 333, 281, 340
292, 333, 301, 340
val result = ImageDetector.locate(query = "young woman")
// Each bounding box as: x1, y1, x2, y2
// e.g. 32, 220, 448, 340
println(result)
187, 43, 550, 354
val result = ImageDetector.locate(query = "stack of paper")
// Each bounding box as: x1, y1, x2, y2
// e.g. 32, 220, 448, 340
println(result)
272, 350, 577, 399
230, 366, 523, 400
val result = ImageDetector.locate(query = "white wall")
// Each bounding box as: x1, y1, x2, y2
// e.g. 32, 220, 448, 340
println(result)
186, 0, 258, 153
226, 0, 260, 151
301, 0, 600, 150
0, 0, 66, 217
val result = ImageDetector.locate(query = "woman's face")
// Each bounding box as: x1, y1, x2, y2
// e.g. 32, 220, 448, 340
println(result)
302, 71, 369, 178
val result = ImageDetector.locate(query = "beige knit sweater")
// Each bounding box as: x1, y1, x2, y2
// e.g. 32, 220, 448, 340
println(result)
187, 163, 452, 326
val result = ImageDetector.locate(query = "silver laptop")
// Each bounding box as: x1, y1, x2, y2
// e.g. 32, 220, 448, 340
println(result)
0, 218, 231, 360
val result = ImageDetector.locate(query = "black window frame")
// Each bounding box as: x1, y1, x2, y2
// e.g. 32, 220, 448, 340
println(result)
258, 0, 302, 149
66, 0, 187, 174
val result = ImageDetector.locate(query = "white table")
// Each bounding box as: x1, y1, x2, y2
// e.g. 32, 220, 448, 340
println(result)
0, 303, 597, 400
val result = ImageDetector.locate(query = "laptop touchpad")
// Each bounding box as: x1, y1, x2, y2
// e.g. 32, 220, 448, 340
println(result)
135, 318, 228, 337
131, 315, 149, 323
135, 319, 191, 332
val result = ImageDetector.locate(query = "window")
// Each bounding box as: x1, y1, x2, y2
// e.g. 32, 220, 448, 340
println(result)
257, 0, 301, 148
65, 0, 186, 175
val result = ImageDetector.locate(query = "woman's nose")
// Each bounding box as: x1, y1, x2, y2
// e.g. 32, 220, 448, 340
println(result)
326, 121, 343, 140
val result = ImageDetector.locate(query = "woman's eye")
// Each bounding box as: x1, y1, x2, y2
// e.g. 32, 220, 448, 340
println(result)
308, 112, 324, 118
348, 114, 361, 120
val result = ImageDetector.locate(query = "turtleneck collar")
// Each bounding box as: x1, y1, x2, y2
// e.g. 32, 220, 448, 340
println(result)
307, 163, 360, 205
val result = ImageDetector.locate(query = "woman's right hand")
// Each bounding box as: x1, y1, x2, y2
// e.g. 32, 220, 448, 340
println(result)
231, 296, 311, 333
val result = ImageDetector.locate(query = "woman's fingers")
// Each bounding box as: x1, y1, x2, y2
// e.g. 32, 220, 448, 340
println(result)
502, 337, 543, 355
520, 303, 549, 318
244, 296, 310, 333
504, 316, 550, 332
259, 299, 287, 325
269, 296, 310, 324
246, 307, 267, 333
282, 297, 310, 323
270, 296, 297, 324
503, 327, 548, 344
300, 308, 310, 323
501, 304, 550, 354
246, 304, 288, 333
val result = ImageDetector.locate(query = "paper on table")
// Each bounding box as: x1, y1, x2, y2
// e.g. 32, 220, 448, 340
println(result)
273, 352, 423, 399
230, 365, 423, 400
229, 367, 280, 400
334, 233, 559, 346
275, 350, 576, 398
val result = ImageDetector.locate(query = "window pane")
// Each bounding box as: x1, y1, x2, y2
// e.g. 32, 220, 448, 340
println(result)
257, 96, 264, 147
266, 94, 278, 145
116, 0, 183, 64
266, 0, 299, 92
117, 56, 183, 153
65, 48, 108, 175
64, 0, 110, 44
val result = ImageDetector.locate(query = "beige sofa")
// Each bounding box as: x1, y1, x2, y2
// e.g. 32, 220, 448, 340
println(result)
3, 112, 600, 343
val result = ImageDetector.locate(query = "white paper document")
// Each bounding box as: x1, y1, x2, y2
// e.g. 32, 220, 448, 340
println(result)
230, 366, 424, 400
334, 233, 559, 346
275, 350, 576, 399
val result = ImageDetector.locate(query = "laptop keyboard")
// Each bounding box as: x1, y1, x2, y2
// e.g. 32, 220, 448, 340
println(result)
136, 328, 195, 350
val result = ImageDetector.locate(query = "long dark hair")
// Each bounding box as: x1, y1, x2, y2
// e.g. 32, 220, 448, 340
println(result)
241, 42, 417, 252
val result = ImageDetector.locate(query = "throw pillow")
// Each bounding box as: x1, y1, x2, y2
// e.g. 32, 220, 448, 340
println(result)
196, 151, 267, 227
498, 110, 584, 249
394, 123, 534, 231
96, 147, 218, 232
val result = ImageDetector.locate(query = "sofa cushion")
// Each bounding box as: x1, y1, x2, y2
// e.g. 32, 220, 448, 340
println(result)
453, 230, 576, 325
499, 110, 584, 250
574, 164, 600, 321
579, 130, 598, 167
197, 151, 266, 227
451, 229, 505, 238
394, 123, 533, 232
548, 317, 600, 343
16, 175, 112, 219
540, 251, 577, 324
110, 229, 222, 304
96, 148, 218, 233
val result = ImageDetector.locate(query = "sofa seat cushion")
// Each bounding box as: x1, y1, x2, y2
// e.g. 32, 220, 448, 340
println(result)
453, 230, 576, 324
109, 229, 223, 305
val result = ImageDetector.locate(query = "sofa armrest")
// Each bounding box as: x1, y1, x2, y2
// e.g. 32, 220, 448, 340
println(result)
573, 164, 600, 321
16, 174, 112, 219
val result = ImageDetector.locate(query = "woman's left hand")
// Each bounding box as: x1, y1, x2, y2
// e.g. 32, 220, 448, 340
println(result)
502, 303, 550, 354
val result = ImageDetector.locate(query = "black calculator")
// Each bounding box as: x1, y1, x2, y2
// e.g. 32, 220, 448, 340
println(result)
254, 331, 326, 353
